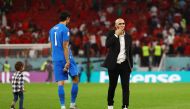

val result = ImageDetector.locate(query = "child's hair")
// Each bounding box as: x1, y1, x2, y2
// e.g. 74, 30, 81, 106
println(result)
15, 61, 24, 71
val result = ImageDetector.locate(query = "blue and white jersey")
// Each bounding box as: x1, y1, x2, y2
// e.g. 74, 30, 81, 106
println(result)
49, 23, 73, 62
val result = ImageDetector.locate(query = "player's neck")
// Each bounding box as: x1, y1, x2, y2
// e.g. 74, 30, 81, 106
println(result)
60, 21, 67, 25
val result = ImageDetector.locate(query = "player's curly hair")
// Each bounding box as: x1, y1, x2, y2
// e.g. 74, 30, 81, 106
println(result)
60, 11, 70, 21
15, 61, 24, 71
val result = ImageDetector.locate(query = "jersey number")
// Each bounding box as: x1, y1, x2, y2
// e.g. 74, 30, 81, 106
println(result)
54, 32, 57, 46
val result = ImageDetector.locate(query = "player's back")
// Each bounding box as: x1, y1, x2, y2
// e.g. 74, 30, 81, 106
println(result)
49, 23, 69, 61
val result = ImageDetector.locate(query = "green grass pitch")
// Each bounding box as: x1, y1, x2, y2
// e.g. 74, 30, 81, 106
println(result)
0, 83, 190, 109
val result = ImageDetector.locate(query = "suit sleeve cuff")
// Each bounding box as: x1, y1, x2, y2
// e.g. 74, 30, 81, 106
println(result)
114, 34, 118, 38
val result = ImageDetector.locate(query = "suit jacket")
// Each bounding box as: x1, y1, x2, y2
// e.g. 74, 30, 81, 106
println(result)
103, 30, 133, 70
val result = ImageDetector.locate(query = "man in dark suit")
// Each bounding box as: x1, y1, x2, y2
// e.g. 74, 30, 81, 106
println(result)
103, 18, 133, 109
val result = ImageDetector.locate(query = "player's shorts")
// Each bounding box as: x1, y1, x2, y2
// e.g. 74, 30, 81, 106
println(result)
53, 59, 78, 81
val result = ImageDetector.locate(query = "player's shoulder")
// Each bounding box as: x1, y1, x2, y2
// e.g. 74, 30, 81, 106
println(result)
61, 24, 69, 32
49, 24, 69, 33
49, 24, 60, 32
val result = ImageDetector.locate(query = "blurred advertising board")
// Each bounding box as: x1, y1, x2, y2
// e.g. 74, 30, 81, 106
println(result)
1, 71, 190, 83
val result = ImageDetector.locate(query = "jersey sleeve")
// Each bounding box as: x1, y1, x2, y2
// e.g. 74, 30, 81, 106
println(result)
62, 29, 70, 41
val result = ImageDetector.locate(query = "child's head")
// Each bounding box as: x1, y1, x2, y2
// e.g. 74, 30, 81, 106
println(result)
15, 61, 24, 71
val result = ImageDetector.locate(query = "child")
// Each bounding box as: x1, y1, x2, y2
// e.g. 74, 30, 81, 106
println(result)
10, 61, 25, 109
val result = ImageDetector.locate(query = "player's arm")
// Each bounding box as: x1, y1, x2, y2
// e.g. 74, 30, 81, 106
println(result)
106, 30, 118, 48
63, 41, 70, 69
62, 29, 70, 70
49, 33, 52, 54
49, 42, 52, 54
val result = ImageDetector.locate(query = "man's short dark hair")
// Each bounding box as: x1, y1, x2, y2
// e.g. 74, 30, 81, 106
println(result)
15, 61, 24, 71
60, 11, 70, 21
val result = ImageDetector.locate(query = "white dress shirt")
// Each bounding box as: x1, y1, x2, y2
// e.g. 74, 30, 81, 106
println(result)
115, 34, 126, 64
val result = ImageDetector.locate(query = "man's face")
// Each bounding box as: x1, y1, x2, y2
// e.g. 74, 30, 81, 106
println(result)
66, 17, 70, 24
115, 19, 125, 30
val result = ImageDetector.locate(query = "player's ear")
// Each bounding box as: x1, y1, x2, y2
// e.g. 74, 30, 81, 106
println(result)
115, 22, 119, 29
115, 25, 119, 29
67, 17, 70, 21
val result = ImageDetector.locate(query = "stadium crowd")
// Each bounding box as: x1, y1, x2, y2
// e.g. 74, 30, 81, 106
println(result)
0, 0, 190, 60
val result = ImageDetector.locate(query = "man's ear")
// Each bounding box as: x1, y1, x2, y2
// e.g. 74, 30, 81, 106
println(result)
115, 25, 119, 29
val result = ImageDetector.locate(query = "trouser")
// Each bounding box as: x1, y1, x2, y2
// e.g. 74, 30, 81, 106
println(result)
142, 56, 149, 67
13, 91, 24, 109
86, 72, 91, 83
107, 61, 131, 108
46, 71, 52, 82
1, 72, 10, 83
154, 56, 161, 66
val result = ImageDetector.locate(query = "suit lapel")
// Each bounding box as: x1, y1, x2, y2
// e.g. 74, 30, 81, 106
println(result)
124, 34, 128, 50
117, 36, 120, 53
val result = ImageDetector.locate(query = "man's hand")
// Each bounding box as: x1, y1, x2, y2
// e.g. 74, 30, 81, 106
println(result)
115, 28, 123, 36
64, 61, 70, 72
22, 89, 26, 92
63, 41, 70, 72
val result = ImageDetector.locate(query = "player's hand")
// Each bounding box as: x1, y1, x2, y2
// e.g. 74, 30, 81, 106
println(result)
64, 61, 70, 72
22, 89, 26, 92
115, 28, 123, 36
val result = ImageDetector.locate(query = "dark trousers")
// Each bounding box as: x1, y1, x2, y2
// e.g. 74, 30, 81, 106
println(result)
13, 91, 24, 109
46, 71, 53, 82
142, 56, 149, 67
153, 56, 161, 66
107, 61, 131, 108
